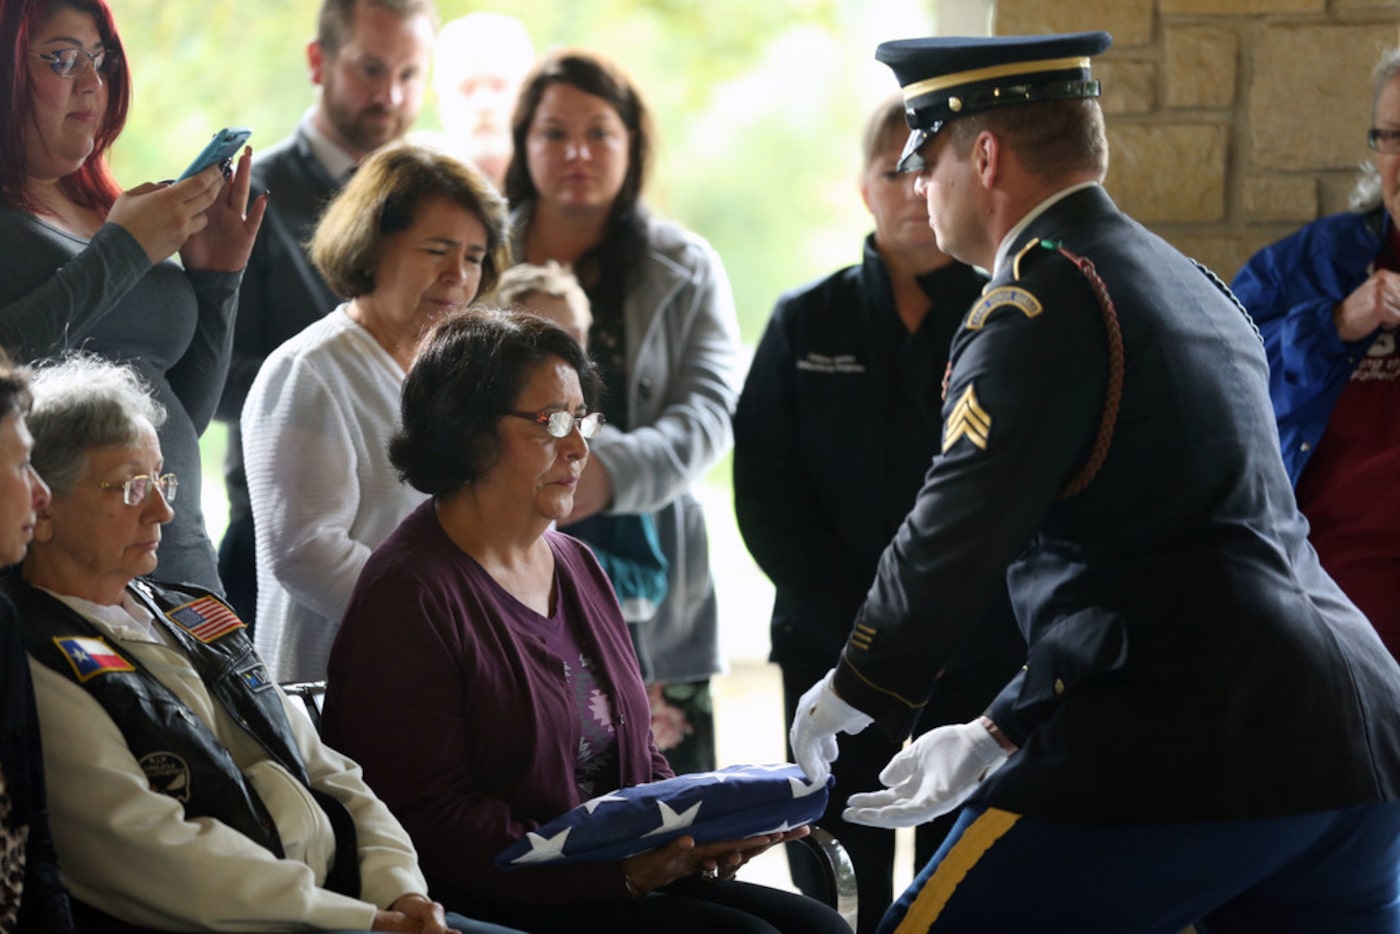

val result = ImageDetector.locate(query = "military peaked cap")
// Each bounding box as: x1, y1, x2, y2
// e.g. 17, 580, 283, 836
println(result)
877, 31, 1112, 172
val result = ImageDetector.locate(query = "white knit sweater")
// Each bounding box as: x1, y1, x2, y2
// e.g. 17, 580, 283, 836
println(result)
243, 307, 428, 681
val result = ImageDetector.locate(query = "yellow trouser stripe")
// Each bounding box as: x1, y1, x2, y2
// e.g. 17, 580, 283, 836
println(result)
894, 808, 1021, 933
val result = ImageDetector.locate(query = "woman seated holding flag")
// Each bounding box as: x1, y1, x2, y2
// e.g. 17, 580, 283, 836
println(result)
1, 354, 516, 934
321, 309, 848, 934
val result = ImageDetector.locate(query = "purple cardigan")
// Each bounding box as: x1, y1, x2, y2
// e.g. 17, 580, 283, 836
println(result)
322, 500, 672, 908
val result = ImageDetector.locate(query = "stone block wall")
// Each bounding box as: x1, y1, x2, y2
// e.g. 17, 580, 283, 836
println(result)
994, 0, 1400, 280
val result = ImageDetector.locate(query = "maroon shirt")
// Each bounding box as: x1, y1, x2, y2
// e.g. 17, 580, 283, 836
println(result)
322, 501, 671, 907
1296, 226, 1400, 653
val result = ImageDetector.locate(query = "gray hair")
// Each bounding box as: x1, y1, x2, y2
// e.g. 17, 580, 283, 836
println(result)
1348, 47, 1400, 212
26, 355, 167, 496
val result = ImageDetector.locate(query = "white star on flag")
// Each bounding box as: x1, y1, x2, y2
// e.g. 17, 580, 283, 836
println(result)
511, 827, 572, 865
582, 792, 627, 814
643, 799, 702, 837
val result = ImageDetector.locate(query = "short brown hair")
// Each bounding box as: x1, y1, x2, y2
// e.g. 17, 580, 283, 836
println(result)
390, 308, 601, 496
310, 143, 509, 299
316, 0, 438, 59
947, 97, 1107, 182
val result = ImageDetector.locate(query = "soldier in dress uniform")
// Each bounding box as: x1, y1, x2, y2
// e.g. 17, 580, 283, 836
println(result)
790, 31, 1400, 932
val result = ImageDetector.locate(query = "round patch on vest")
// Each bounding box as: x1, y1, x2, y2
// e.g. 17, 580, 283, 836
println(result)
139, 752, 191, 803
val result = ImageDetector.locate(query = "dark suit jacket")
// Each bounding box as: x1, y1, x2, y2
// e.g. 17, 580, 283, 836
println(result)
215, 124, 343, 518
833, 185, 1400, 822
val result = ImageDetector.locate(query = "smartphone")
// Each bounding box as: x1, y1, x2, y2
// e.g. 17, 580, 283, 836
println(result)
177, 127, 252, 181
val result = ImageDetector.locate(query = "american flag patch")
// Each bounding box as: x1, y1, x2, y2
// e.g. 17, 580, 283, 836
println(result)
167, 596, 245, 643
54, 636, 135, 682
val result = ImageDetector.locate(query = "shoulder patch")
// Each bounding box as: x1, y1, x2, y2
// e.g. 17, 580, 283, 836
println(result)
966, 286, 1043, 331
237, 660, 274, 692
139, 752, 192, 802
943, 384, 991, 452
54, 636, 135, 682
166, 596, 246, 643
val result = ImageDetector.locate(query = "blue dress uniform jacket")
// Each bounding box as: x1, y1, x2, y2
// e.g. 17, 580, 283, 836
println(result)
831, 185, 1400, 823
1230, 207, 1389, 486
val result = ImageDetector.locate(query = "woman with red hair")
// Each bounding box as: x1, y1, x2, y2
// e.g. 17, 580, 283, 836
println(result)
0, 0, 265, 595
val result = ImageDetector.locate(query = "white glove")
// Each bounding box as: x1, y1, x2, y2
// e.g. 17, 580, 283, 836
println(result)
789, 669, 875, 784
842, 720, 1010, 828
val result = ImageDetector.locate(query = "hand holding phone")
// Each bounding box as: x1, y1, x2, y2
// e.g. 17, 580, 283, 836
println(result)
177, 127, 252, 181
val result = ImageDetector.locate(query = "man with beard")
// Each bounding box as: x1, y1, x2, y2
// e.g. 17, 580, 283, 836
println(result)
214, 0, 437, 624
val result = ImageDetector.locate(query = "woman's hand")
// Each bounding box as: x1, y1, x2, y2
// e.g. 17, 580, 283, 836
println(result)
106, 172, 224, 267
701, 825, 810, 882
568, 456, 614, 522
371, 893, 460, 933
621, 827, 809, 894
179, 146, 268, 272
1334, 269, 1400, 342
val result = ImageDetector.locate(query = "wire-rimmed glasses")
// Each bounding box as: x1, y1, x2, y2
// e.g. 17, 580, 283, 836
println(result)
31, 47, 118, 78
506, 410, 605, 439
1367, 127, 1400, 154
97, 473, 178, 507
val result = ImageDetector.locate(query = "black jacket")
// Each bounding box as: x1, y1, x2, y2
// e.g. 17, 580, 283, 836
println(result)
834, 185, 1400, 822
735, 235, 1021, 684
0, 593, 72, 933
8, 577, 357, 896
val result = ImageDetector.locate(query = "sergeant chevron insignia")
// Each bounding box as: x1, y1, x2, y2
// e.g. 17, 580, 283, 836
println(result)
966, 285, 1042, 330
944, 384, 991, 452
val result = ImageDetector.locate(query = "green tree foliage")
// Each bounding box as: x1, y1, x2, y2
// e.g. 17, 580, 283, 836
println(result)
110, 0, 933, 342
109, 0, 934, 576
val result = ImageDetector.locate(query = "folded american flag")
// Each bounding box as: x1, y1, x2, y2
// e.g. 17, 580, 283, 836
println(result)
495, 763, 831, 868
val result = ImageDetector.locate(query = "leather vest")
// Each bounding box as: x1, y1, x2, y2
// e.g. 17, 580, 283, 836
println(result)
6, 575, 359, 899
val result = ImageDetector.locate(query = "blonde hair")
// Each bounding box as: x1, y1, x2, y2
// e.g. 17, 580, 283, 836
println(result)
862, 95, 910, 169
495, 260, 592, 331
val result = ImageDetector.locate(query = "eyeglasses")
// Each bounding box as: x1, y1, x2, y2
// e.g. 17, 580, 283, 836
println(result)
31, 47, 118, 79
1367, 127, 1400, 154
97, 473, 178, 507
506, 410, 605, 439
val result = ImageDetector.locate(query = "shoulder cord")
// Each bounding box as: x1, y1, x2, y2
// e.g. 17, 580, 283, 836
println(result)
940, 240, 1125, 500
1041, 240, 1125, 500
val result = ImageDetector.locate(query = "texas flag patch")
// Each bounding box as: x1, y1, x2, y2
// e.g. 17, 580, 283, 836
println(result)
495, 763, 830, 869
54, 636, 135, 683
167, 596, 245, 643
